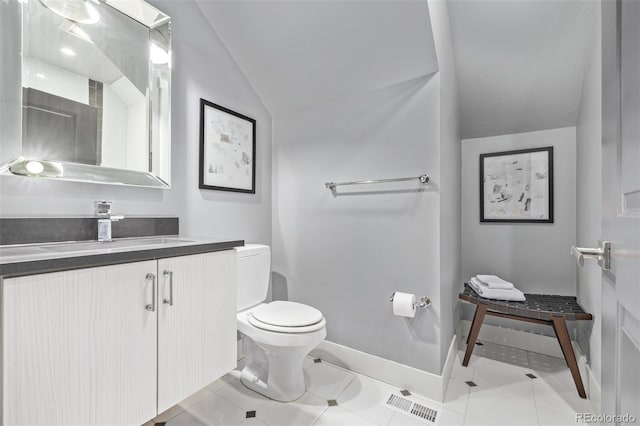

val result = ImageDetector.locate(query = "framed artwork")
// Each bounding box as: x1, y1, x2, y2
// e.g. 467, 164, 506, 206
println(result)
480, 146, 553, 223
199, 99, 256, 193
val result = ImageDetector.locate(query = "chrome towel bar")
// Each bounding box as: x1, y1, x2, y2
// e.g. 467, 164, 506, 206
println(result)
324, 174, 429, 190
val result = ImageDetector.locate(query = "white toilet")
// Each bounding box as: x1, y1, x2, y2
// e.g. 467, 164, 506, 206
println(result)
235, 244, 327, 402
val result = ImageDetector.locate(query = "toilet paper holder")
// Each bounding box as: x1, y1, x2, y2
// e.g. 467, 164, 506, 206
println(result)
389, 292, 431, 308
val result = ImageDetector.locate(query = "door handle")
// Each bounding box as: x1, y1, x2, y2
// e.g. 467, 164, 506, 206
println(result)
163, 270, 174, 306
570, 240, 611, 270
145, 273, 156, 311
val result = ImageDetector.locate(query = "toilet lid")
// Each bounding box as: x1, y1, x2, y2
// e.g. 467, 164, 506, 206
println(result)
250, 301, 323, 327
248, 315, 326, 334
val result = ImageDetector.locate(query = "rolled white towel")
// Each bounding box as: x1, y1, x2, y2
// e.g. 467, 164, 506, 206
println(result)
469, 279, 526, 301
475, 274, 514, 290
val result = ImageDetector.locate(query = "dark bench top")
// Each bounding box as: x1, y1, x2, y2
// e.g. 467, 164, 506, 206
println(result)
459, 283, 593, 321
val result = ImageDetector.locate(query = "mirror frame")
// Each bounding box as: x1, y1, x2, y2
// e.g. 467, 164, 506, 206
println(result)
0, 0, 171, 189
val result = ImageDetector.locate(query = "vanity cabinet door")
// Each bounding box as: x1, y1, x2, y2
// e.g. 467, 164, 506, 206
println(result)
2, 261, 158, 426
157, 251, 237, 412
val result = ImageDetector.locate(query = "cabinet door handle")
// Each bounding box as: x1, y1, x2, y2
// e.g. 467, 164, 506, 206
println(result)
145, 273, 156, 312
163, 270, 174, 306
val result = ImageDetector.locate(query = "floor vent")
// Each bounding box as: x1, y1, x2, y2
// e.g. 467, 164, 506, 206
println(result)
385, 393, 439, 424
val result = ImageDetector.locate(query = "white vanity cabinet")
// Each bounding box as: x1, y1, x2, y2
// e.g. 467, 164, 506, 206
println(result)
3, 260, 158, 425
2, 250, 236, 426
157, 252, 237, 412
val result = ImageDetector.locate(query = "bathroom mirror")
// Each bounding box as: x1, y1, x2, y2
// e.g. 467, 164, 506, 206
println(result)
0, 0, 171, 188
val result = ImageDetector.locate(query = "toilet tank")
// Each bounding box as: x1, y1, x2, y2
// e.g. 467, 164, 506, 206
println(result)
235, 244, 271, 311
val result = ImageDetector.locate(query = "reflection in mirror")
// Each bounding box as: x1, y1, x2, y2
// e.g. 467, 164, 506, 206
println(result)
0, 0, 171, 188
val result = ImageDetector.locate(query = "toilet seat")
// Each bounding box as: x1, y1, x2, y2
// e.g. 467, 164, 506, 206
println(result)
248, 301, 326, 333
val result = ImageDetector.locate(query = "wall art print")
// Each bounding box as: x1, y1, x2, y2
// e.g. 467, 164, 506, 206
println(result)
199, 99, 256, 193
480, 146, 553, 223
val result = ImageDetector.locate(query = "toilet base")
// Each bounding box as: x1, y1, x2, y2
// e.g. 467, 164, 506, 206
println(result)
239, 332, 323, 402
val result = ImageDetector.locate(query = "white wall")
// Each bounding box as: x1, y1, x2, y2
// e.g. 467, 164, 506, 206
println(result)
102, 83, 128, 169
447, 1, 596, 140
575, 3, 602, 386
22, 58, 88, 105
125, 99, 148, 172
0, 1, 22, 167
1, 0, 272, 246
272, 75, 443, 374
149, 0, 272, 244
108, 75, 148, 172
429, 0, 462, 367
461, 127, 577, 330
270, 1, 460, 375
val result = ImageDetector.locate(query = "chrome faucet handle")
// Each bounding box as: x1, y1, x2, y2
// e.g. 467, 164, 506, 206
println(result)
94, 200, 112, 217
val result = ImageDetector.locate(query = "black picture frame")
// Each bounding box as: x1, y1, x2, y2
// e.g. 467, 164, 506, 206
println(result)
199, 99, 256, 193
480, 146, 554, 223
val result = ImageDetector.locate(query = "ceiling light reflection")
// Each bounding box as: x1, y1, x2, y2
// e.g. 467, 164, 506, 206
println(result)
60, 47, 76, 56
150, 42, 169, 65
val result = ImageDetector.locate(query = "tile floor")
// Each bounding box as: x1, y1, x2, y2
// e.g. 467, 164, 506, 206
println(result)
144, 341, 599, 426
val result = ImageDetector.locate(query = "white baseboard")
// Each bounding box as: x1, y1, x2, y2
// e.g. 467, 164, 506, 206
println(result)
573, 341, 589, 394
440, 335, 458, 399
587, 365, 601, 414
310, 336, 458, 403
572, 343, 602, 410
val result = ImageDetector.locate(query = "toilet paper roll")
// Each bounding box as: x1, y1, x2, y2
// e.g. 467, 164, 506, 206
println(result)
392, 292, 416, 318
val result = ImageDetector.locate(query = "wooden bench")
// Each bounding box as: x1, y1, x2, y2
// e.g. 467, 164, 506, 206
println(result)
459, 283, 593, 398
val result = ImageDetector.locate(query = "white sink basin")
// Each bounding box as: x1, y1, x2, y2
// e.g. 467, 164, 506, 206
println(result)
40, 238, 194, 253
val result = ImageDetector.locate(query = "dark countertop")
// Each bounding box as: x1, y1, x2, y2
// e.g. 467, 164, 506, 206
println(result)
0, 237, 243, 278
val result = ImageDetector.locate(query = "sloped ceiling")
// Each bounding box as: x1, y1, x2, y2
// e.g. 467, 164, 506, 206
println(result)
194, 0, 439, 115
448, 0, 596, 139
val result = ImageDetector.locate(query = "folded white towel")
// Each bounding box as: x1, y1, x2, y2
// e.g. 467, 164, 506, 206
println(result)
469, 279, 526, 301
475, 274, 514, 290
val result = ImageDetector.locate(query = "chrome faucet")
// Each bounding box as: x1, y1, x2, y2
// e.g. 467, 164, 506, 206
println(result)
95, 201, 125, 242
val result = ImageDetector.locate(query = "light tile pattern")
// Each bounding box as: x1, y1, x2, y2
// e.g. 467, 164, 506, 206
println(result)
148, 341, 599, 426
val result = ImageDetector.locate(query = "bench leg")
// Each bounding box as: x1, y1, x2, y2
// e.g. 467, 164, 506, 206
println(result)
551, 316, 587, 398
463, 303, 488, 367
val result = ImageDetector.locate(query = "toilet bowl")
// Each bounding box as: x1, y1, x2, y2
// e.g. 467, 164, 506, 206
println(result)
235, 245, 327, 402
